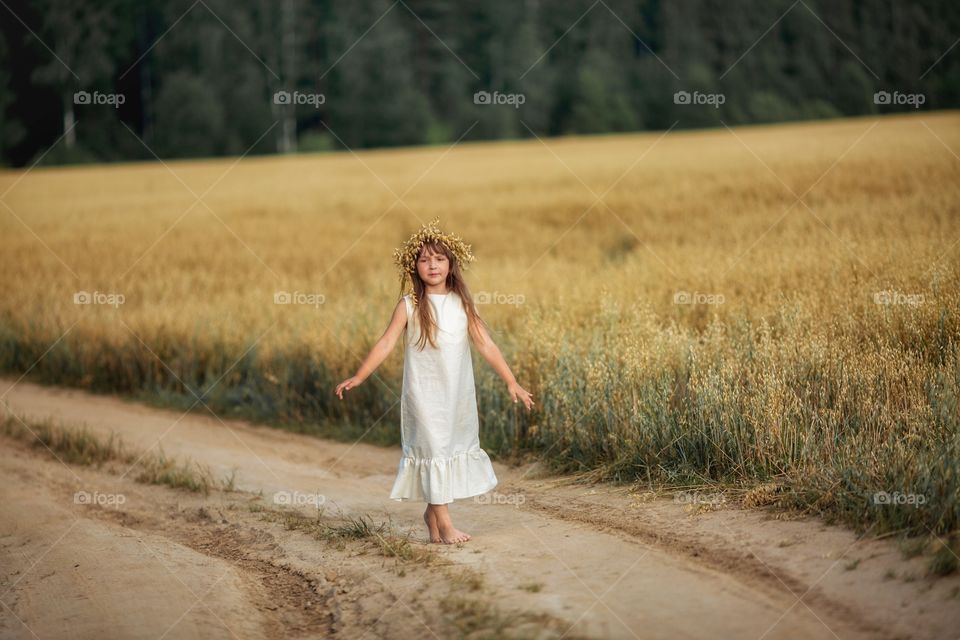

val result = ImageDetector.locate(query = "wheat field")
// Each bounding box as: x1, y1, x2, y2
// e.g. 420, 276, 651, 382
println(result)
1, 111, 958, 537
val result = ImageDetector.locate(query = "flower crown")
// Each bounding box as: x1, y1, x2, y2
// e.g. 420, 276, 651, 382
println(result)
392, 217, 476, 307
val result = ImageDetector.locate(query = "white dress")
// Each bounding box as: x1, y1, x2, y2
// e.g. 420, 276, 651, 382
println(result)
389, 291, 498, 504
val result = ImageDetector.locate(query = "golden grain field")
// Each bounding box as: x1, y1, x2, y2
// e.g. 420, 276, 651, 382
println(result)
2, 111, 958, 537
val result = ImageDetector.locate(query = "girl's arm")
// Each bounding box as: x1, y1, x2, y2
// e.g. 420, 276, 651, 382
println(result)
335, 299, 407, 399
469, 317, 535, 411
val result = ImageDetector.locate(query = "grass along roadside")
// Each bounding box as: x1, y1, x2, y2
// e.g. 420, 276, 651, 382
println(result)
3, 408, 957, 581
0, 410, 581, 639
0, 411, 231, 494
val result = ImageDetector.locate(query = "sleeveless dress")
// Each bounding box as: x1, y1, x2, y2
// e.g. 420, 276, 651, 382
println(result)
389, 291, 498, 504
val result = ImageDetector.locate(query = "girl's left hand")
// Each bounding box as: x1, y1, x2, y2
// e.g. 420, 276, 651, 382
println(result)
507, 382, 535, 411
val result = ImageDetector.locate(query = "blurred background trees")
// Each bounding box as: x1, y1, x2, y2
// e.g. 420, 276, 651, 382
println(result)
1, 0, 957, 166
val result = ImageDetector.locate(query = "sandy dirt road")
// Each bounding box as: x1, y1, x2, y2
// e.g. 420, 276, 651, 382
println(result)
1, 377, 958, 639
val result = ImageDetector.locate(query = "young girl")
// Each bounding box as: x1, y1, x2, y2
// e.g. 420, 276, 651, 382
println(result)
334, 218, 534, 544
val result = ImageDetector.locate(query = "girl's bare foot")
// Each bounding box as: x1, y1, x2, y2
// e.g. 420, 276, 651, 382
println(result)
428, 504, 471, 544
423, 507, 441, 543
436, 521, 471, 544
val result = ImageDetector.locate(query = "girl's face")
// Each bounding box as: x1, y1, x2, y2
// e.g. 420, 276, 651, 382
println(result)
416, 245, 449, 287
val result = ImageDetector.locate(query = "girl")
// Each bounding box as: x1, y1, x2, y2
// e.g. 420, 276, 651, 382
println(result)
334, 218, 534, 544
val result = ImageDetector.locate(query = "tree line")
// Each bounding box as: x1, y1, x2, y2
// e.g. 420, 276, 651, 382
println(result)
0, 0, 957, 166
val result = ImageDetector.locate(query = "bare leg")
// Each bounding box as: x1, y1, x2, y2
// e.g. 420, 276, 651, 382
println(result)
423, 505, 441, 543
426, 503, 471, 544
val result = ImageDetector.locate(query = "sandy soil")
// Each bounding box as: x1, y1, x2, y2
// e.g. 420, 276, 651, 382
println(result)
1, 377, 958, 639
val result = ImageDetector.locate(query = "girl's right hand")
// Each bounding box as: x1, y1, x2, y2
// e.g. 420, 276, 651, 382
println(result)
335, 376, 363, 400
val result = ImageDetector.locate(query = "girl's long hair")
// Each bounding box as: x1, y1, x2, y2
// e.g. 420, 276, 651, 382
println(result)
408, 239, 489, 351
